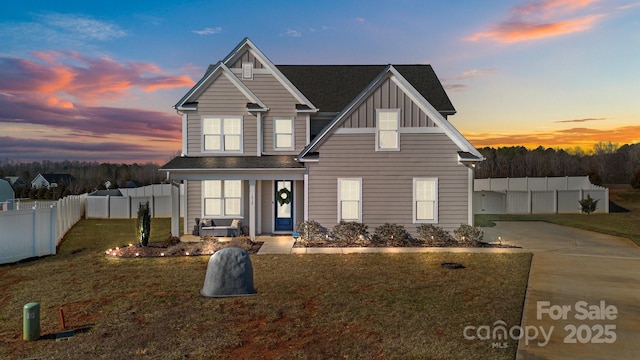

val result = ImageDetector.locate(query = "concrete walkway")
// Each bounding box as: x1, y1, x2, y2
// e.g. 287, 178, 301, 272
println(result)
484, 222, 640, 360
256, 235, 296, 254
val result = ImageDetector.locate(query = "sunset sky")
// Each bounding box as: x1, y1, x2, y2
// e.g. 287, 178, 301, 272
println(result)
1, 0, 639, 164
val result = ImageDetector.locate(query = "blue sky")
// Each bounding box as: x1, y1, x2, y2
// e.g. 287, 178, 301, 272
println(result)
1, 0, 639, 163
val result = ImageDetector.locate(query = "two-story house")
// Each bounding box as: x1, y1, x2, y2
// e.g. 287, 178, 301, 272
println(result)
161, 38, 484, 240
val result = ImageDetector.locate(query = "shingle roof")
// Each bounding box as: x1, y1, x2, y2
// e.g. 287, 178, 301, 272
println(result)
276, 65, 455, 115
161, 156, 305, 170
40, 174, 75, 184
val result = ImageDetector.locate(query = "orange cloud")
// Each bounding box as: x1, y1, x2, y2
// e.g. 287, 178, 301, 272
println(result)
2, 51, 194, 104
469, 15, 601, 43
47, 96, 74, 109
465, 125, 640, 150
468, 0, 603, 43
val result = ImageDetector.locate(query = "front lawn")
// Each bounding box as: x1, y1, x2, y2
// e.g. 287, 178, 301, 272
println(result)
0, 219, 531, 359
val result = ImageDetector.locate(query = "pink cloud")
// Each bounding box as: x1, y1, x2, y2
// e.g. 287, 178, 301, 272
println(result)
468, 0, 603, 43
0, 51, 194, 104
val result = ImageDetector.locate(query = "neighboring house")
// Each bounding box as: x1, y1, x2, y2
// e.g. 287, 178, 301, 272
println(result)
0, 178, 15, 210
161, 38, 484, 239
4, 176, 27, 190
31, 173, 75, 189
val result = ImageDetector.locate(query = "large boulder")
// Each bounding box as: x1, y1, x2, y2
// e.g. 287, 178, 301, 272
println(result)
201, 247, 257, 297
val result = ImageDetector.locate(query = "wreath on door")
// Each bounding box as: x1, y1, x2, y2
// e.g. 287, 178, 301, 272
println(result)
277, 187, 292, 206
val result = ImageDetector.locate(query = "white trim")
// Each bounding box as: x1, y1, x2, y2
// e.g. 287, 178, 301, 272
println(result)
323, 128, 450, 137
183, 179, 189, 236
201, 180, 244, 218
299, 67, 389, 159
181, 113, 187, 155
299, 66, 484, 161
388, 68, 483, 159
305, 114, 310, 145
303, 173, 309, 221
201, 116, 244, 154
232, 67, 270, 75
242, 62, 253, 80
413, 177, 439, 224
468, 168, 474, 225
273, 117, 295, 151
220, 64, 267, 109
249, 180, 256, 240
337, 178, 362, 222
220, 38, 317, 110
175, 61, 268, 110
256, 180, 262, 234
335, 128, 375, 134
399, 127, 445, 134
375, 109, 401, 151
257, 113, 263, 156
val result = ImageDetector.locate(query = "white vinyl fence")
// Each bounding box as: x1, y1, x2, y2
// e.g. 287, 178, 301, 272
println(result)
474, 176, 609, 214
85, 184, 183, 219
0, 194, 86, 264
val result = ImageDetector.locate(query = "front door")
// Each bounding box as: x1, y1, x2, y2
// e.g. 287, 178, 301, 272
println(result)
274, 180, 293, 232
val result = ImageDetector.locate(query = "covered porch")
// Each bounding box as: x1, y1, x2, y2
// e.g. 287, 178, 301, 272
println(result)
161, 156, 308, 240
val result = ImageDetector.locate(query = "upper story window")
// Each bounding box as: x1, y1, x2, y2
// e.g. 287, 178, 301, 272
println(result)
242, 62, 253, 80
274, 117, 294, 150
376, 109, 400, 151
202, 116, 242, 153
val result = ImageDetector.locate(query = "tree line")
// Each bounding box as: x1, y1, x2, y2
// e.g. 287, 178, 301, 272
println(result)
475, 142, 640, 188
0, 160, 165, 199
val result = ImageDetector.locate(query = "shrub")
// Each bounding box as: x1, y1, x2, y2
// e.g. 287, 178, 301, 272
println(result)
579, 194, 599, 214
295, 220, 328, 243
453, 224, 483, 246
162, 235, 181, 248
137, 201, 151, 247
332, 221, 368, 245
416, 224, 455, 246
373, 223, 410, 246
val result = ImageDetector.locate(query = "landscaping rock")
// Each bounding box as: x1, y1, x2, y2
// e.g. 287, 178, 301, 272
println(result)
201, 247, 257, 297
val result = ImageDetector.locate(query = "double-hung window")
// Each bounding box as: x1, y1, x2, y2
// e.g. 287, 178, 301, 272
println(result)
203, 180, 242, 217
376, 109, 400, 151
414, 178, 438, 223
203, 116, 242, 152
274, 117, 294, 150
338, 178, 362, 222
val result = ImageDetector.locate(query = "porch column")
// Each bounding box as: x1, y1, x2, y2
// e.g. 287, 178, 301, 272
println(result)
304, 173, 309, 221
249, 180, 256, 240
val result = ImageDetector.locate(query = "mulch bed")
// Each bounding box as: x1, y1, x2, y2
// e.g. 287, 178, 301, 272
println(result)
105, 240, 263, 258
294, 241, 520, 248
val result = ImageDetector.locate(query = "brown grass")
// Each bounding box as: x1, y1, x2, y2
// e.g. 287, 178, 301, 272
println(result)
0, 218, 531, 359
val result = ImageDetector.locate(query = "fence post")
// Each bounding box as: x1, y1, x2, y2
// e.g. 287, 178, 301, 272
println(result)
50, 204, 57, 254
553, 189, 558, 213
32, 209, 37, 258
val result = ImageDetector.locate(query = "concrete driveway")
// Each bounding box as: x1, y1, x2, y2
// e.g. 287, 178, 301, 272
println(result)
483, 222, 640, 360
